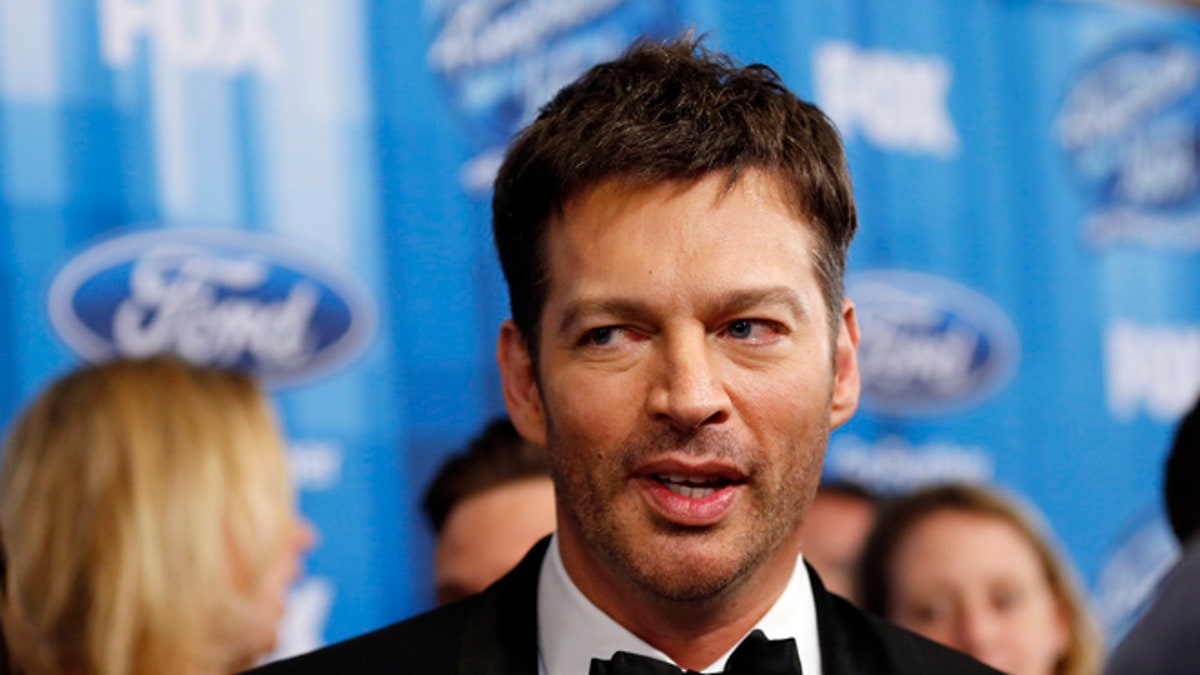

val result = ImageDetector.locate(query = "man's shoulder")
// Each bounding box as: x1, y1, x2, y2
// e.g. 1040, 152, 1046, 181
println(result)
244, 600, 475, 675
822, 593, 1003, 675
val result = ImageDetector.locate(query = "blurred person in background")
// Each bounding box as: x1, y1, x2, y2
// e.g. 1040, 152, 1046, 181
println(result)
1105, 393, 1200, 675
421, 416, 555, 605
0, 357, 313, 675
856, 483, 1102, 675
800, 478, 879, 603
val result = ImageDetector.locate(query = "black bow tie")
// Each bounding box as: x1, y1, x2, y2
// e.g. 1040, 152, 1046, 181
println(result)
589, 629, 802, 675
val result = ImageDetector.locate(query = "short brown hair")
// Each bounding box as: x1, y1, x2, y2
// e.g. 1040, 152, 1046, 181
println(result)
1165, 394, 1200, 544
492, 35, 857, 356
422, 417, 549, 534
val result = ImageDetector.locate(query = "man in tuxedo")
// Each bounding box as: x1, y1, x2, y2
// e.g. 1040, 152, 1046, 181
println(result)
251, 36, 999, 674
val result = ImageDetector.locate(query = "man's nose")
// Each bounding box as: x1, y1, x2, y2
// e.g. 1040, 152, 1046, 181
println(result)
646, 328, 732, 431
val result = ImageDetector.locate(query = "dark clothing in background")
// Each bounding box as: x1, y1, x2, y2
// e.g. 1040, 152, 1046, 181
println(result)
1106, 539, 1200, 675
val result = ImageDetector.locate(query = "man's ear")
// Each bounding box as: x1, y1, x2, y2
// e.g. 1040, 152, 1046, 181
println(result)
497, 319, 547, 447
830, 298, 861, 429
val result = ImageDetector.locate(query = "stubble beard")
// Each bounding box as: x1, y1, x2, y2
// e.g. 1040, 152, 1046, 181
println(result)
546, 419, 829, 607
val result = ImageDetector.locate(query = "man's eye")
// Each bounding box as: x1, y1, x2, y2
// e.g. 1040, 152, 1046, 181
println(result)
581, 326, 616, 346
728, 320, 755, 339
908, 602, 949, 625
726, 319, 783, 341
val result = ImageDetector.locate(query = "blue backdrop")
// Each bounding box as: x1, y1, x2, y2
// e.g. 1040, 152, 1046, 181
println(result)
0, 0, 1197, 655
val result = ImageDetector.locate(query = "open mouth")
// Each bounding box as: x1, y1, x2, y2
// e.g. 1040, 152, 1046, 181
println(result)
654, 473, 738, 499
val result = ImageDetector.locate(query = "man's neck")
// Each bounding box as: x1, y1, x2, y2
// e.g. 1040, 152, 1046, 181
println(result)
559, 536, 802, 671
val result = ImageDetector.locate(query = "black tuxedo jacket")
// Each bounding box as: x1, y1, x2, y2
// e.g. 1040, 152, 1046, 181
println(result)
249, 538, 1000, 674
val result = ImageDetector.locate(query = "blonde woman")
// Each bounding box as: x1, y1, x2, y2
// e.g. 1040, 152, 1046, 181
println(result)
855, 483, 1102, 675
0, 357, 313, 675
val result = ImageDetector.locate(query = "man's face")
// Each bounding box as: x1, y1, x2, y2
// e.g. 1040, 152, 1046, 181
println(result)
499, 169, 860, 607
800, 490, 877, 601
433, 477, 556, 605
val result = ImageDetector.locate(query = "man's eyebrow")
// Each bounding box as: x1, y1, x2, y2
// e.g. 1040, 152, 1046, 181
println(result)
557, 288, 811, 336
706, 287, 811, 321
558, 298, 652, 336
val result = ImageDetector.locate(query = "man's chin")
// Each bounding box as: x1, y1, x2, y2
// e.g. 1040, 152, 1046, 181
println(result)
615, 537, 760, 605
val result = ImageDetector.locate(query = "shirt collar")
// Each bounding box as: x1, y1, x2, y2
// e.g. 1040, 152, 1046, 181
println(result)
536, 534, 823, 675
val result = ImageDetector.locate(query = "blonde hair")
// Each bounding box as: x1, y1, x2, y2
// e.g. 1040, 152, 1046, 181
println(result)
0, 357, 296, 675
855, 483, 1102, 675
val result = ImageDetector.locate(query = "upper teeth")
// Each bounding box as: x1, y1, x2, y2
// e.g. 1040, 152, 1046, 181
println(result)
659, 473, 707, 485
657, 474, 722, 499
666, 483, 716, 499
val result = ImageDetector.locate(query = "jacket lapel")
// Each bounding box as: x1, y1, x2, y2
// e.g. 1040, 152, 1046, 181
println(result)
457, 536, 549, 675
810, 561, 892, 675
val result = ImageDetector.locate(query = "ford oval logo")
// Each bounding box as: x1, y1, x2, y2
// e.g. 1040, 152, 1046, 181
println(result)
849, 270, 1020, 417
48, 229, 378, 387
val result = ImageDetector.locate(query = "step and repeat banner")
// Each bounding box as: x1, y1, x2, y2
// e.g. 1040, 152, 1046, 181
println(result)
0, 0, 1197, 654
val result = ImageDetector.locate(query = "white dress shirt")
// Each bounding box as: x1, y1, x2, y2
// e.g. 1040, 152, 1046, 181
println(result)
536, 534, 823, 674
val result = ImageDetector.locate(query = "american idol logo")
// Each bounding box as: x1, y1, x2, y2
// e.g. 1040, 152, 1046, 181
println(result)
1055, 35, 1200, 248
48, 229, 377, 386
424, 0, 677, 191
850, 270, 1020, 417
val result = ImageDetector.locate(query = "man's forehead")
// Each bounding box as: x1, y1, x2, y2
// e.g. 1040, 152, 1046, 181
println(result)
554, 167, 804, 223
538, 178, 828, 328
